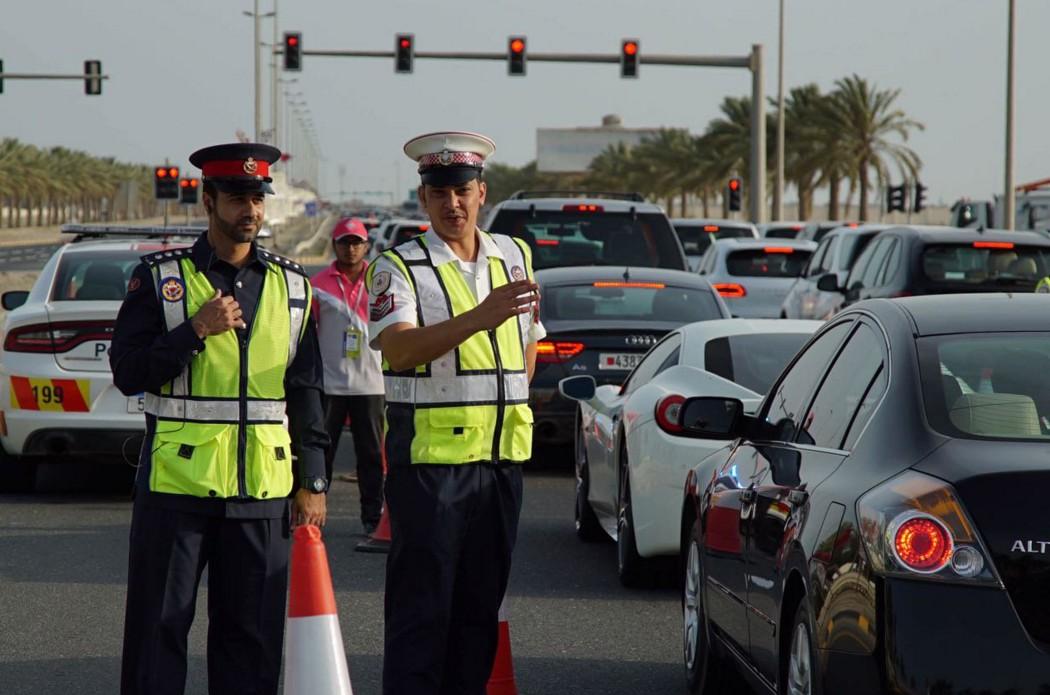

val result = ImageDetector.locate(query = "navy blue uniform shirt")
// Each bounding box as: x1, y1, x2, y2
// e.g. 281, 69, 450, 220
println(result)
110, 233, 329, 518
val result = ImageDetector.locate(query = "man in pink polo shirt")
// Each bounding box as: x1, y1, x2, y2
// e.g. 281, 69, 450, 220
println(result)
311, 218, 385, 535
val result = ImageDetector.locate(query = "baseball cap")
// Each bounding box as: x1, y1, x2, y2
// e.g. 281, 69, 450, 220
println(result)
332, 218, 368, 241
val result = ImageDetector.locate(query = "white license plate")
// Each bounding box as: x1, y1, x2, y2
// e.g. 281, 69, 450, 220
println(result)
126, 395, 145, 414
598, 352, 643, 370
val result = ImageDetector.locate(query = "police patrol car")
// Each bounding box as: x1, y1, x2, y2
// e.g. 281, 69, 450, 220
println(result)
0, 224, 200, 491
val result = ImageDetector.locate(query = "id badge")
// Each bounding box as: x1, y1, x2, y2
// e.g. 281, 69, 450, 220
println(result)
344, 327, 363, 359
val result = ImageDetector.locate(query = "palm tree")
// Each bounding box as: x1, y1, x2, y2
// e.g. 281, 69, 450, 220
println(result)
824, 74, 924, 221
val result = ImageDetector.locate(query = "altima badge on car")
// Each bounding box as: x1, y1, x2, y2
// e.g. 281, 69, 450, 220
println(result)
1012, 539, 1050, 553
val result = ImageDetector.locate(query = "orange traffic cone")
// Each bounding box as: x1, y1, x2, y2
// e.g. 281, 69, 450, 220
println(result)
284, 525, 353, 695
486, 597, 518, 695
356, 443, 391, 554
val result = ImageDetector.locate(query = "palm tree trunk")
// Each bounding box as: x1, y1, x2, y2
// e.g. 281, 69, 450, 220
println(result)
858, 159, 869, 221
702, 190, 709, 217
680, 191, 687, 217
828, 177, 841, 220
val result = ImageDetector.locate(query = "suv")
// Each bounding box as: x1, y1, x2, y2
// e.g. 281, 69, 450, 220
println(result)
824, 226, 1050, 312
0, 224, 199, 491
483, 191, 688, 271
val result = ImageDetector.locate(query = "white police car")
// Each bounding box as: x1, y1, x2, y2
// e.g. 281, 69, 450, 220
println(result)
0, 224, 199, 491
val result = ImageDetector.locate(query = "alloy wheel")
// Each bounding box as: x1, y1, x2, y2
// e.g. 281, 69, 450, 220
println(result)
787, 622, 812, 695
683, 539, 702, 671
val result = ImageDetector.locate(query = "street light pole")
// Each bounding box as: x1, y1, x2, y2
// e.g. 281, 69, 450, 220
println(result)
774, 0, 785, 221
1004, 0, 1016, 230
253, 0, 261, 141
271, 0, 279, 149
750, 44, 767, 224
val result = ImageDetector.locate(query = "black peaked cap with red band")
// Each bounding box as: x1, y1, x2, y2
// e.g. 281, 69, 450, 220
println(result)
189, 143, 281, 195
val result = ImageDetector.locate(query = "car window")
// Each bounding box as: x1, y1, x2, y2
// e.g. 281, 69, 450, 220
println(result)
764, 225, 802, 239
674, 223, 754, 257
763, 321, 852, 441
920, 242, 1050, 288
51, 249, 153, 301
855, 238, 892, 288
726, 248, 812, 278
815, 237, 838, 276
542, 282, 723, 323
703, 332, 813, 394
876, 239, 901, 286
797, 322, 886, 449
654, 345, 681, 376
623, 334, 683, 395
839, 232, 877, 271
489, 209, 686, 271
807, 238, 831, 277
696, 246, 714, 275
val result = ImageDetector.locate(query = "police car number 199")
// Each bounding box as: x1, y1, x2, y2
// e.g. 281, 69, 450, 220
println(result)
598, 352, 644, 371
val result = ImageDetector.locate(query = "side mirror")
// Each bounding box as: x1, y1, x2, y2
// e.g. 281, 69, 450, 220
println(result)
2, 291, 29, 311
679, 396, 743, 440
816, 273, 841, 293
559, 375, 597, 402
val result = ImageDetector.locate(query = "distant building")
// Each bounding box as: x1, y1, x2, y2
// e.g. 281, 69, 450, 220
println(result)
536, 115, 661, 174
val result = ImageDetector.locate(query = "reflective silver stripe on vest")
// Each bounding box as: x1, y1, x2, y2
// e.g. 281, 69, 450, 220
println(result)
144, 393, 286, 422
154, 259, 189, 397
490, 235, 532, 338
384, 372, 529, 405
284, 268, 306, 367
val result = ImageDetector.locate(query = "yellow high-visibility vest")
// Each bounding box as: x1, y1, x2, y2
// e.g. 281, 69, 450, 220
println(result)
143, 247, 310, 499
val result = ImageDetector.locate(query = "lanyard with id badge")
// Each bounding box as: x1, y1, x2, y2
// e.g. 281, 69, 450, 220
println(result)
336, 271, 367, 361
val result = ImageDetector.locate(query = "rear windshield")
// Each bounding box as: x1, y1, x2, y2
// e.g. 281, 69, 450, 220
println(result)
51, 249, 157, 301
921, 243, 1049, 288
542, 283, 722, 323
920, 333, 1050, 440
674, 224, 754, 256
489, 209, 687, 271
392, 224, 429, 247
704, 333, 812, 394
763, 226, 802, 239
726, 248, 811, 277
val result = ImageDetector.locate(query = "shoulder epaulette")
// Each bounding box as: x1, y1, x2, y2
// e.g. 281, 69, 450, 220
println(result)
259, 249, 307, 275
142, 247, 191, 266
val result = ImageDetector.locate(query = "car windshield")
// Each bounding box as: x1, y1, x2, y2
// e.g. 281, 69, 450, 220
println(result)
542, 282, 722, 323
763, 226, 802, 239
920, 333, 1050, 440
392, 224, 429, 247
489, 209, 686, 270
704, 333, 812, 394
726, 248, 811, 277
921, 243, 1049, 286
674, 223, 754, 256
51, 249, 156, 301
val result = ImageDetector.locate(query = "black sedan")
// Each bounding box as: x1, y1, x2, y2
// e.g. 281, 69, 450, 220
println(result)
531, 266, 730, 445
675, 293, 1050, 694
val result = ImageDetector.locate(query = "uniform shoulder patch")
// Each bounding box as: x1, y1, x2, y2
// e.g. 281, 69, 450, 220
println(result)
370, 270, 392, 295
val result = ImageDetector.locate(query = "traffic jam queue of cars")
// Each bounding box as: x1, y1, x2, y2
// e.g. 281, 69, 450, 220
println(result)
3, 198, 1050, 693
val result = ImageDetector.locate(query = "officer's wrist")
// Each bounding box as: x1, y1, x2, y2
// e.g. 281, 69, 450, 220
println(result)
191, 318, 208, 340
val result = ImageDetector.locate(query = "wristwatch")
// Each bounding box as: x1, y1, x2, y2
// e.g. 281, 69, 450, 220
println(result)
303, 476, 328, 494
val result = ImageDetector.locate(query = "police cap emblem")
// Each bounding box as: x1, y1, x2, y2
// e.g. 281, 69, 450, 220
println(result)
243, 157, 258, 175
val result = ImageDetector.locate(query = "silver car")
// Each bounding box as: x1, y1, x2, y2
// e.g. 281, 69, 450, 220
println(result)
780, 224, 888, 319
696, 238, 816, 318
671, 218, 758, 271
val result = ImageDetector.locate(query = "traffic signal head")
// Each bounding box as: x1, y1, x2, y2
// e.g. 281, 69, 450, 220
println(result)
179, 178, 199, 205
508, 36, 526, 76
154, 166, 180, 200
395, 34, 414, 74
84, 60, 102, 95
886, 184, 907, 213
913, 182, 927, 213
727, 177, 742, 212
284, 32, 302, 71
620, 39, 639, 78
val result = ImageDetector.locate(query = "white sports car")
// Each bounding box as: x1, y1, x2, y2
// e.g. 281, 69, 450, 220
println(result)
559, 318, 822, 586
0, 225, 197, 491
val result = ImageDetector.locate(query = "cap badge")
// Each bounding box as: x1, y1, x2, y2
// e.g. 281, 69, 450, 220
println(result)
438, 149, 453, 166
243, 157, 258, 175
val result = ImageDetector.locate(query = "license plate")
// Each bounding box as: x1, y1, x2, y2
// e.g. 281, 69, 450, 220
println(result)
599, 352, 643, 370
127, 395, 145, 414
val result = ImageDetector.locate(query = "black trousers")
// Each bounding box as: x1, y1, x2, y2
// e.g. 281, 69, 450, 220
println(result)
324, 393, 385, 525
120, 502, 290, 695
382, 457, 524, 695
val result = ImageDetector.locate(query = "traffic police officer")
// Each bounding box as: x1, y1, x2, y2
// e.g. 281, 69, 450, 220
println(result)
111, 143, 329, 695
368, 131, 545, 695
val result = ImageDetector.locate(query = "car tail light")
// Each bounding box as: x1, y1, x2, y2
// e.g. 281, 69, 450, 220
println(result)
537, 239, 560, 246
536, 341, 585, 363
3, 321, 114, 353
763, 247, 794, 254
857, 470, 999, 585
703, 225, 719, 232
654, 394, 685, 434
712, 283, 747, 298
973, 241, 1013, 249
562, 204, 604, 213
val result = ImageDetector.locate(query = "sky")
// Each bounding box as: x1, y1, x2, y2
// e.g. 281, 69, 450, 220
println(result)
3, 0, 1049, 207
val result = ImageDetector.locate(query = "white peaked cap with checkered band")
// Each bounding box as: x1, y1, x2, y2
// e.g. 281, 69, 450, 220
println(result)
403, 131, 496, 186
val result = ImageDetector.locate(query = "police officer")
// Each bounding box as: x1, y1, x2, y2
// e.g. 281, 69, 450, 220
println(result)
111, 143, 329, 695
368, 131, 545, 695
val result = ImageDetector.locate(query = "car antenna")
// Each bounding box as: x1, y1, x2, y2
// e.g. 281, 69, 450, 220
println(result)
622, 266, 631, 282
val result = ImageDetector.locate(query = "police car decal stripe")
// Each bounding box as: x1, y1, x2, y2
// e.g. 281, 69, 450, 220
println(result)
9, 376, 90, 412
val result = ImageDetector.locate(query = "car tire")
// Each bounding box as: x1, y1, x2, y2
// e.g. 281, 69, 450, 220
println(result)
0, 449, 36, 493
574, 419, 605, 543
683, 517, 727, 694
617, 449, 654, 587
782, 596, 820, 695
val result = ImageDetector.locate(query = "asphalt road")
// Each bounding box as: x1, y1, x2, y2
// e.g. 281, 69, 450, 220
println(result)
0, 446, 688, 695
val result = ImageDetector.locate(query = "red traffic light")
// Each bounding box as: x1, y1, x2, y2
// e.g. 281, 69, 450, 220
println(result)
190, 179, 199, 188
180, 179, 189, 188
155, 168, 167, 178
623, 41, 638, 56
287, 36, 298, 47
510, 39, 525, 54
399, 37, 411, 49
168, 167, 179, 178
728, 178, 740, 191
